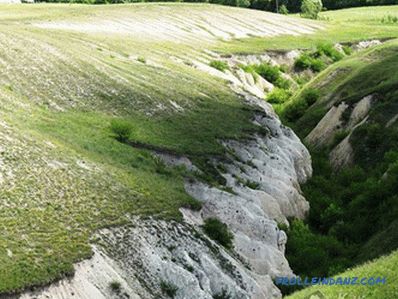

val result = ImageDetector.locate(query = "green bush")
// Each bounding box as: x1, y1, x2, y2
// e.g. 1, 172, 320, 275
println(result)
283, 100, 308, 122
267, 88, 291, 104
316, 43, 344, 62
213, 289, 232, 299
302, 88, 320, 106
301, 0, 323, 19
381, 14, 398, 24
137, 56, 146, 63
236, 0, 250, 7
109, 281, 121, 292
203, 218, 234, 249
245, 180, 260, 190
110, 119, 133, 142
285, 219, 349, 278
279, 4, 289, 14
160, 281, 178, 297
331, 130, 349, 147
245, 63, 290, 88
342, 45, 353, 55
209, 60, 229, 72
294, 53, 326, 72
255, 63, 281, 83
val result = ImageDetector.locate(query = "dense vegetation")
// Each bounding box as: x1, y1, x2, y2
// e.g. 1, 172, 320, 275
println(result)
37, 0, 398, 13
280, 40, 398, 296
203, 218, 234, 249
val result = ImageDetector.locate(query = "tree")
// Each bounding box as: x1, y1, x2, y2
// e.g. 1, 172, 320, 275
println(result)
301, 0, 323, 19
279, 4, 289, 14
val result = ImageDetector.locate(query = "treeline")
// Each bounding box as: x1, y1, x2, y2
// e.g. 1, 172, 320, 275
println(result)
36, 0, 398, 12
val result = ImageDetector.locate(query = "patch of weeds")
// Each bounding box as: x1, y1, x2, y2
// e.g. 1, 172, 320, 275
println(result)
217, 163, 227, 173
181, 199, 202, 211
279, 64, 289, 73
341, 106, 352, 124
381, 14, 398, 24
267, 88, 291, 104
283, 99, 309, 122
109, 280, 121, 293
316, 43, 344, 62
209, 60, 229, 72
213, 289, 232, 299
184, 264, 194, 272
203, 218, 234, 249
152, 155, 171, 175
331, 130, 349, 148
110, 119, 133, 142
294, 72, 312, 86
137, 56, 146, 63
220, 185, 237, 195
302, 88, 320, 106
188, 251, 200, 263
294, 53, 326, 72
160, 281, 178, 298
240, 64, 257, 76
342, 45, 353, 55
245, 180, 260, 190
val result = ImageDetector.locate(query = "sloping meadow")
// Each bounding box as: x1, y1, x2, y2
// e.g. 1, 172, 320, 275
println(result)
0, 3, 323, 293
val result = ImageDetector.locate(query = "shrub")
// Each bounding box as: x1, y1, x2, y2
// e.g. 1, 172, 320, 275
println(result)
203, 218, 234, 249
294, 53, 326, 72
283, 100, 308, 122
245, 180, 260, 190
302, 88, 320, 106
160, 281, 178, 297
109, 281, 121, 292
331, 130, 349, 147
275, 77, 291, 89
110, 119, 133, 142
316, 43, 344, 62
342, 45, 353, 55
301, 0, 323, 19
209, 60, 229, 72
137, 56, 146, 63
381, 14, 398, 24
279, 4, 289, 14
267, 88, 291, 104
213, 289, 232, 299
255, 63, 281, 84
236, 0, 250, 7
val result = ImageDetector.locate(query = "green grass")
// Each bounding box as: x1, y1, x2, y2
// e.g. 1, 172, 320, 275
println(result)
214, 6, 398, 53
0, 2, 397, 295
0, 4, 264, 292
286, 250, 398, 299
282, 39, 398, 138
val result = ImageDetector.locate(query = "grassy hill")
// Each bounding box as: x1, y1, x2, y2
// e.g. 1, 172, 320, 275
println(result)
0, 3, 324, 294
0, 2, 397, 296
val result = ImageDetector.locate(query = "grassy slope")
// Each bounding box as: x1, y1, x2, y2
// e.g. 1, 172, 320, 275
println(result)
0, 2, 397, 295
0, 3, 321, 293
285, 39, 398, 138
214, 5, 398, 53
286, 250, 398, 299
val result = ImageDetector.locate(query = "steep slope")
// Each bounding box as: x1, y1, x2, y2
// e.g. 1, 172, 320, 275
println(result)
279, 39, 398, 297
0, 4, 319, 298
